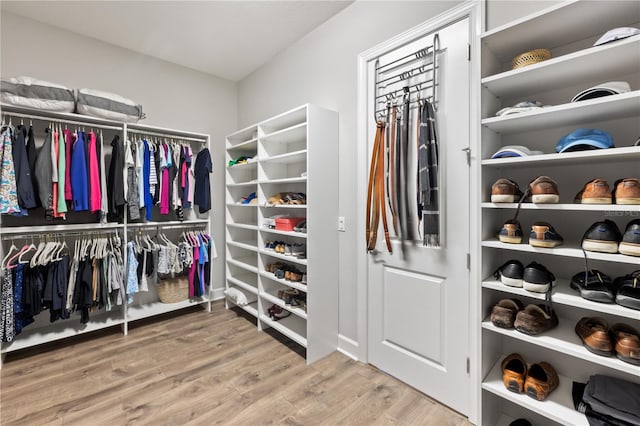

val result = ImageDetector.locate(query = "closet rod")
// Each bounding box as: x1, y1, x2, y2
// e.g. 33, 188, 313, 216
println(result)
1, 230, 119, 241
1, 111, 124, 131
127, 128, 207, 144
0, 224, 121, 236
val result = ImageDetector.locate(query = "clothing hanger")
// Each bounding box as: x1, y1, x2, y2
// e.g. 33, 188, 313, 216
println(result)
2, 243, 19, 268
18, 239, 38, 264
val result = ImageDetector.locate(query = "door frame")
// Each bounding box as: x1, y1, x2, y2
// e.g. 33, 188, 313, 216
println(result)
355, 2, 483, 422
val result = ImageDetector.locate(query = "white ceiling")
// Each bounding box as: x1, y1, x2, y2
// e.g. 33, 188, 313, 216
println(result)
1, 1, 353, 81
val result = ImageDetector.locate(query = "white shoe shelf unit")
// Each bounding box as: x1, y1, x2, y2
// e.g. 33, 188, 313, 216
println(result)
0, 104, 213, 362
225, 104, 338, 364
478, 2, 640, 425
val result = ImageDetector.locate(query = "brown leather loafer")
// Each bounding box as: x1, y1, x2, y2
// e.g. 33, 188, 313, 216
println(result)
501, 353, 527, 393
610, 323, 640, 365
514, 304, 558, 335
524, 362, 559, 401
530, 176, 559, 204
575, 179, 612, 204
491, 178, 523, 203
491, 299, 524, 329
614, 178, 640, 205
575, 317, 614, 356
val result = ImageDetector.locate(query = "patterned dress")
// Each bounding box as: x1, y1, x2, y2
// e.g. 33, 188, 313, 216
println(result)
0, 127, 21, 214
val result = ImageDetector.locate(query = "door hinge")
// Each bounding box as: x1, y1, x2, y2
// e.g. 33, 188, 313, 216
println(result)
466, 253, 470, 270
466, 357, 470, 374
467, 44, 471, 61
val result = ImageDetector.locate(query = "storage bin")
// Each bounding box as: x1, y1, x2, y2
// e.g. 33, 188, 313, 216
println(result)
275, 217, 305, 231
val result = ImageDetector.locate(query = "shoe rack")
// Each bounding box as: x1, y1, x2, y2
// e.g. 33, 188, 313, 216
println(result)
224, 104, 339, 363
479, 2, 640, 425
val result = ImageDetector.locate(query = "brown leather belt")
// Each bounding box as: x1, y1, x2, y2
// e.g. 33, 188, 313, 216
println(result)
366, 120, 392, 253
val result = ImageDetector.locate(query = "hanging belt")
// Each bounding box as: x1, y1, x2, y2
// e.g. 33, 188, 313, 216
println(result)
366, 120, 392, 253
387, 105, 398, 236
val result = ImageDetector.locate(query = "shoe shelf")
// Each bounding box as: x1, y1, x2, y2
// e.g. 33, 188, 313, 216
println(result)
260, 149, 307, 165
481, 37, 640, 99
260, 228, 308, 239
226, 203, 258, 208
227, 161, 258, 171
482, 357, 589, 426
481, 91, 640, 134
483, 279, 640, 321
260, 271, 308, 293
227, 298, 259, 318
260, 291, 308, 320
260, 122, 307, 144
482, 319, 639, 376
481, 203, 640, 212
227, 240, 259, 252
482, 240, 640, 265
259, 313, 307, 348
226, 182, 258, 188
226, 258, 259, 274
227, 276, 258, 296
259, 177, 307, 184
260, 204, 307, 209
481, 146, 640, 167
259, 249, 308, 266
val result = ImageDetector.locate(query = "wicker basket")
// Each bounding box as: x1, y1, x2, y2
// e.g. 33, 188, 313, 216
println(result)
511, 48, 552, 70
157, 277, 189, 303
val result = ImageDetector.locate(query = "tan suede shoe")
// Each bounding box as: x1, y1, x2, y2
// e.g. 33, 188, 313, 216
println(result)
524, 362, 559, 401
501, 353, 527, 393
575, 179, 612, 204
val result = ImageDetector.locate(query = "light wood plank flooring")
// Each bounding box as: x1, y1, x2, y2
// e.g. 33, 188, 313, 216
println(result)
1, 301, 471, 425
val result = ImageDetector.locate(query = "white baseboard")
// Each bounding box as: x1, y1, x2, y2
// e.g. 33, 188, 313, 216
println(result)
338, 334, 359, 361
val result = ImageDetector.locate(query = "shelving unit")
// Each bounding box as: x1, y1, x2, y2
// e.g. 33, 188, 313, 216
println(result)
225, 104, 338, 364
0, 104, 214, 360
479, 2, 640, 424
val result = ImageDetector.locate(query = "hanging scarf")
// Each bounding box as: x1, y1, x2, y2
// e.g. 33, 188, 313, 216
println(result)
418, 100, 439, 247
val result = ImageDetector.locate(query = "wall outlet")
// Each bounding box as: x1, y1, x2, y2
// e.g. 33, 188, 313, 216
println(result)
338, 216, 346, 232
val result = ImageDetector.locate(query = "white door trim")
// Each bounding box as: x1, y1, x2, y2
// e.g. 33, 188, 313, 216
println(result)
355, 2, 483, 423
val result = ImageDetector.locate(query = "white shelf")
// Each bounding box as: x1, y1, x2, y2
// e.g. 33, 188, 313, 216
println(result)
226, 203, 258, 208
259, 105, 307, 134
227, 276, 258, 295
260, 249, 308, 266
226, 258, 258, 273
482, 357, 588, 426
226, 181, 257, 188
261, 291, 308, 320
227, 138, 257, 152
227, 161, 257, 171
482, 239, 640, 265
483, 279, 640, 321
260, 123, 307, 144
259, 177, 307, 184
127, 299, 207, 322
227, 240, 258, 252
259, 228, 307, 239
260, 149, 307, 165
482, 318, 639, 376
0, 312, 124, 353
259, 271, 308, 292
228, 299, 259, 318
482, 91, 640, 134
226, 223, 258, 231
481, 203, 640, 212
260, 204, 307, 209
481, 37, 640, 98
482, 146, 640, 167
259, 314, 307, 348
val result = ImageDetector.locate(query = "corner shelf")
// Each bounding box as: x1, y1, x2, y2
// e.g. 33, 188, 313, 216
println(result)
482, 146, 640, 167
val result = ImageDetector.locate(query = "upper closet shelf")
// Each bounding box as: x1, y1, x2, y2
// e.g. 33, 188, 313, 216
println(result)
481, 0, 639, 61
482, 146, 640, 167
226, 124, 258, 145
482, 91, 640, 134
261, 149, 307, 164
260, 123, 307, 144
1, 103, 123, 128
481, 37, 640, 98
259, 105, 307, 135
227, 138, 258, 152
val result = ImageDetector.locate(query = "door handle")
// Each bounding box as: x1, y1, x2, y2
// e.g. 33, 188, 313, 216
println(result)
461, 147, 471, 165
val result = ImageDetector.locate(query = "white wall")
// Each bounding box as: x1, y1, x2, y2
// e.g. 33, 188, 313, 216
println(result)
237, 0, 465, 346
1, 12, 237, 298
485, 0, 563, 30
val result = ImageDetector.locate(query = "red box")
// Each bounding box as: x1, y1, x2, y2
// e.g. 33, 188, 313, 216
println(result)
275, 217, 305, 232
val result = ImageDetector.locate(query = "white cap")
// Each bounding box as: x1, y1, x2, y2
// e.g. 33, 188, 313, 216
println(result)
571, 81, 631, 103
594, 27, 640, 46
491, 145, 544, 159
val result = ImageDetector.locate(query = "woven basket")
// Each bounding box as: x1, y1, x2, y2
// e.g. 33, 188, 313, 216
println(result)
157, 277, 189, 303
511, 48, 552, 69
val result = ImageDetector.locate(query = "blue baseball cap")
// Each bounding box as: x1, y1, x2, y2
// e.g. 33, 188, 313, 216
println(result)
555, 128, 614, 153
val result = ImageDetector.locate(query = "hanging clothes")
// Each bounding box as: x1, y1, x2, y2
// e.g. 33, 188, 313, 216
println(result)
26, 126, 39, 207
143, 139, 152, 220
107, 135, 126, 222
71, 131, 89, 212
0, 267, 15, 342
87, 131, 102, 213
126, 140, 140, 220
194, 148, 212, 213
418, 100, 440, 247
99, 132, 108, 222
160, 144, 171, 215
57, 129, 68, 217
13, 125, 37, 211
34, 127, 54, 218
64, 129, 74, 201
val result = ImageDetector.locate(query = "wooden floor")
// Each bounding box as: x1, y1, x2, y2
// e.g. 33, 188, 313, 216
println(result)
1, 301, 471, 425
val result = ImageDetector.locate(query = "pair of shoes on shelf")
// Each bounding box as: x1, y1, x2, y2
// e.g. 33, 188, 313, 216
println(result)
265, 261, 286, 273
502, 353, 559, 401
293, 220, 307, 233
240, 192, 257, 204
271, 264, 303, 282
499, 220, 564, 248
575, 317, 640, 365
571, 269, 640, 310
583, 219, 640, 256
575, 178, 640, 204
267, 304, 290, 321
491, 176, 559, 204
494, 260, 556, 293
277, 288, 307, 310
267, 192, 306, 205
491, 298, 558, 335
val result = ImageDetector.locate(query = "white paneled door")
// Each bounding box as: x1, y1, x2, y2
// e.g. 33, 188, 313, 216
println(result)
367, 17, 471, 415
